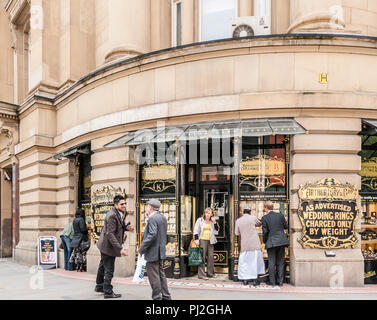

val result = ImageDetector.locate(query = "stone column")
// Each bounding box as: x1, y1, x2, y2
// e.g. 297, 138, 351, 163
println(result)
86, 136, 136, 277
95, 0, 151, 65
239, 0, 253, 16
289, 117, 364, 287
151, 0, 171, 51
288, 0, 345, 33
182, 0, 195, 44
0, 168, 13, 258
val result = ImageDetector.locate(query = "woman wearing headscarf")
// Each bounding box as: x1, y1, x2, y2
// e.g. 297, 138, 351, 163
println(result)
70, 208, 89, 272
193, 208, 219, 280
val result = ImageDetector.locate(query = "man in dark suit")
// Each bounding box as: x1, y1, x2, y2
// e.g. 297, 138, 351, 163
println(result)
139, 199, 171, 300
95, 194, 133, 298
261, 201, 289, 287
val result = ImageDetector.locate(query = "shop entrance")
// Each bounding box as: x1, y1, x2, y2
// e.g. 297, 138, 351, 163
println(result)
199, 177, 231, 273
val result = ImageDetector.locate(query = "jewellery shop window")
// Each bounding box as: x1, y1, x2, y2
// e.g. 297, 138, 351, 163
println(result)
359, 132, 377, 283
78, 152, 93, 232
239, 135, 289, 260
138, 142, 178, 258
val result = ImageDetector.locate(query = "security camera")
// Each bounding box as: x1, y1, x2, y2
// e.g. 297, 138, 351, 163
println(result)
4, 171, 11, 181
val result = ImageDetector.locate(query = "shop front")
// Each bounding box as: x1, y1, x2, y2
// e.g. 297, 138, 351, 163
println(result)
359, 120, 377, 284
106, 118, 306, 281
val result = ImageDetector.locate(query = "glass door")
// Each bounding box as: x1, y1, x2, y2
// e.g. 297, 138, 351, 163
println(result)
200, 184, 230, 273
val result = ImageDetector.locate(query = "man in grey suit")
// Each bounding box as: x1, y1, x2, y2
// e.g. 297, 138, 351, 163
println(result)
261, 201, 289, 287
139, 199, 171, 300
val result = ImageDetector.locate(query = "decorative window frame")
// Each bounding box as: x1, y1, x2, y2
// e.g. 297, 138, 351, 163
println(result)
171, 0, 183, 47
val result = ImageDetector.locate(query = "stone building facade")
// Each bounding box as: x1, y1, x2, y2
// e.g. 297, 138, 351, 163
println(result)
1, 0, 377, 286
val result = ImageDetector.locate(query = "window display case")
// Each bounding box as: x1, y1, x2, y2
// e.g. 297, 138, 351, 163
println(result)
140, 197, 177, 257
239, 199, 288, 259
360, 200, 377, 284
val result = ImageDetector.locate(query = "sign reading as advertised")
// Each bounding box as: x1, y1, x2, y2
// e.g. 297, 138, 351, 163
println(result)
91, 185, 126, 243
38, 236, 58, 269
298, 178, 359, 249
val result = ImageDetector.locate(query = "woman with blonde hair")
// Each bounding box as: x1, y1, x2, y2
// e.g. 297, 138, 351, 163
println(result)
193, 207, 219, 280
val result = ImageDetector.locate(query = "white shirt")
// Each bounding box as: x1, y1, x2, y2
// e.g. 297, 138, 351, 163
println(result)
117, 209, 124, 220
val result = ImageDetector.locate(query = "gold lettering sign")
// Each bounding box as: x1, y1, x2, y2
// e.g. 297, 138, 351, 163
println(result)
91, 185, 126, 242
142, 164, 176, 181
298, 178, 359, 249
361, 158, 377, 178
240, 155, 285, 176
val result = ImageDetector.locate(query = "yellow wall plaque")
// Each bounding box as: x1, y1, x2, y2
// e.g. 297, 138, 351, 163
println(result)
319, 73, 328, 84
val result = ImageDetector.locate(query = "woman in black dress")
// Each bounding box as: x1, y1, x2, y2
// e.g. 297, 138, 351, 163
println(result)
70, 208, 89, 272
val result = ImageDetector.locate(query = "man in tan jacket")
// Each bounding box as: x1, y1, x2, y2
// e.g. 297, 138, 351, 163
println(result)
235, 208, 265, 286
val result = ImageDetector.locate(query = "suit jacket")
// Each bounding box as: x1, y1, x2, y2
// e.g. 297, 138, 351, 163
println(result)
97, 207, 126, 257
70, 217, 88, 248
138, 211, 167, 262
235, 214, 262, 252
261, 211, 289, 249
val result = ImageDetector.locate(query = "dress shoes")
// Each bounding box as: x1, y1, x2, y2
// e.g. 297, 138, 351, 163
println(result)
94, 287, 104, 293
104, 292, 122, 299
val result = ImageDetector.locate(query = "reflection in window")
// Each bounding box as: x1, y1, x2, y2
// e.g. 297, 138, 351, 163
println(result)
200, 0, 237, 41
172, 1, 182, 46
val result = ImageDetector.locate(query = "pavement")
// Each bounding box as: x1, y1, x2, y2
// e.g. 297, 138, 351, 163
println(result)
1, 258, 377, 300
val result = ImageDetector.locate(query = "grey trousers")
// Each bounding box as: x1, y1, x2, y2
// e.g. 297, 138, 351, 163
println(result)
198, 239, 214, 278
146, 260, 171, 300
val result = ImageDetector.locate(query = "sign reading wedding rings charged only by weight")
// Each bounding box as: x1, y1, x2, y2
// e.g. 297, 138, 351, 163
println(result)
297, 178, 359, 249
91, 185, 126, 243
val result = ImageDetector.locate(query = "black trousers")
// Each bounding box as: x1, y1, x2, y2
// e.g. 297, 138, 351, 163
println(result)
95, 252, 116, 294
267, 246, 286, 285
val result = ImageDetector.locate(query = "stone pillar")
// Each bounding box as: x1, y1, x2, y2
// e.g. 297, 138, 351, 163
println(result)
182, 0, 195, 44
86, 135, 136, 277
0, 7, 14, 103
239, 0, 253, 16
29, 0, 61, 92
59, 0, 95, 88
289, 117, 364, 287
288, 0, 345, 33
0, 168, 13, 258
95, 0, 151, 65
151, 0, 171, 51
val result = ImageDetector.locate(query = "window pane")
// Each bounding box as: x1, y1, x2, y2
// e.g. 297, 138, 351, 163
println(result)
176, 2, 182, 45
201, 0, 236, 41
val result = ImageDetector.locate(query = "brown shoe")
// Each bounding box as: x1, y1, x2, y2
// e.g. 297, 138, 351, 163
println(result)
104, 292, 122, 299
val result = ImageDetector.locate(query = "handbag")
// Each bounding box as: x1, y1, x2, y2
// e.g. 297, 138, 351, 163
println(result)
188, 239, 204, 266
79, 240, 91, 252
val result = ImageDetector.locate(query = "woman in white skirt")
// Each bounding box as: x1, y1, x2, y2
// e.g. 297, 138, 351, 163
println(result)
235, 208, 265, 286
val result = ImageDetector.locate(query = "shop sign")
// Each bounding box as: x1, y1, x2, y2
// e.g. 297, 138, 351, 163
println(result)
38, 236, 58, 268
361, 158, 377, 191
142, 164, 176, 181
361, 158, 377, 178
240, 155, 285, 176
298, 178, 359, 249
91, 185, 126, 242
141, 163, 176, 193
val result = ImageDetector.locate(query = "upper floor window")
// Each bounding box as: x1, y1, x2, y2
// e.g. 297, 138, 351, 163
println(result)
172, 0, 182, 46
200, 0, 237, 41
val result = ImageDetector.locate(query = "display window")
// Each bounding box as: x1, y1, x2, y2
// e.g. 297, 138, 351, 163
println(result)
359, 122, 377, 283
